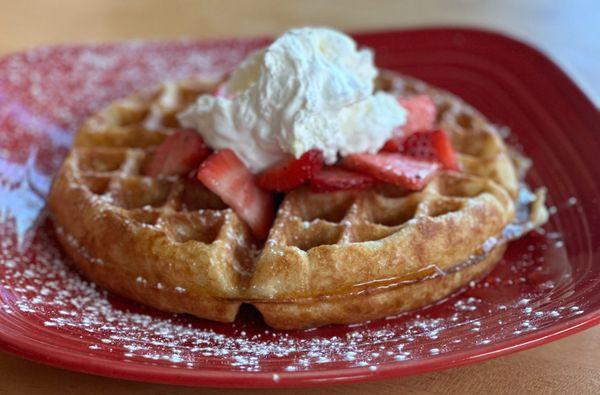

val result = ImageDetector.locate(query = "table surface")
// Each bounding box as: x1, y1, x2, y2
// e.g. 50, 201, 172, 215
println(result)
0, 1, 598, 393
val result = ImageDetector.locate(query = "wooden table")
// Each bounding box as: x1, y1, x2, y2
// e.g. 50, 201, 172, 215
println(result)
1, 1, 598, 393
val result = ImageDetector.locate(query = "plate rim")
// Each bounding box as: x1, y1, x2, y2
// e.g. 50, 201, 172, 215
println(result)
0, 309, 598, 388
0, 26, 598, 388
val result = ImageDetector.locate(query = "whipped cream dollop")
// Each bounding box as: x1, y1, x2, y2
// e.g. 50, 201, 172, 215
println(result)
178, 27, 407, 173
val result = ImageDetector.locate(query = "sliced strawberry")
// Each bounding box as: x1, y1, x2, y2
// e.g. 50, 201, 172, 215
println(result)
399, 129, 458, 170
343, 153, 439, 190
197, 149, 274, 239
382, 136, 404, 152
430, 130, 459, 170
383, 94, 437, 151
310, 166, 376, 193
257, 149, 324, 192
145, 130, 211, 177
399, 94, 437, 133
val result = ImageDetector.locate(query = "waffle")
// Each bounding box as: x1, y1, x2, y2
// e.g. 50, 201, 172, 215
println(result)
48, 72, 548, 329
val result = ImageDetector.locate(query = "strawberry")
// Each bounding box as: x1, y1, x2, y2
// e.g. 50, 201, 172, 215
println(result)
197, 149, 274, 239
399, 94, 437, 133
382, 137, 404, 152
399, 129, 458, 170
430, 130, 459, 170
382, 94, 437, 151
145, 129, 211, 177
257, 149, 324, 192
343, 152, 439, 190
310, 166, 376, 193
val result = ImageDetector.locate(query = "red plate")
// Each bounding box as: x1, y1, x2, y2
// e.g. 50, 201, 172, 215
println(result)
0, 28, 598, 388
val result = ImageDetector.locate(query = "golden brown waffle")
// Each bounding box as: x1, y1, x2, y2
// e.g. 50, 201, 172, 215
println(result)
48, 72, 547, 329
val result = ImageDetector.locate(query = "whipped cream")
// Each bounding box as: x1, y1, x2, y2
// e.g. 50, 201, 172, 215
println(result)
179, 27, 406, 173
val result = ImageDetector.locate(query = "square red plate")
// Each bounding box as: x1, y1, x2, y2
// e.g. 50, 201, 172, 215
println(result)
0, 28, 598, 388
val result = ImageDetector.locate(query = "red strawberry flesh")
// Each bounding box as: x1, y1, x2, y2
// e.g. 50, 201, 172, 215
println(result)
430, 130, 459, 170
197, 149, 274, 239
145, 129, 211, 177
383, 95, 437, 151
343, 152, 439, 190
399, 129, 458, 170
257, 149, 324, 192
398, 94, 437, 133
310, 166, 376, 193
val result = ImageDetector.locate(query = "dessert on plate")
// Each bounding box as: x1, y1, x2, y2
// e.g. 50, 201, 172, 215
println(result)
48, 27, 548, 329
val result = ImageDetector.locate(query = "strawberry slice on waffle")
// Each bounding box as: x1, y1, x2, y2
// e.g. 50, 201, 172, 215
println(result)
145, 130, 211, 177
310, 166, 376, 193
383, 94, 437, 151
197, 149, 274, 239
257, 150, 324, 192
343, 152, 439, 190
